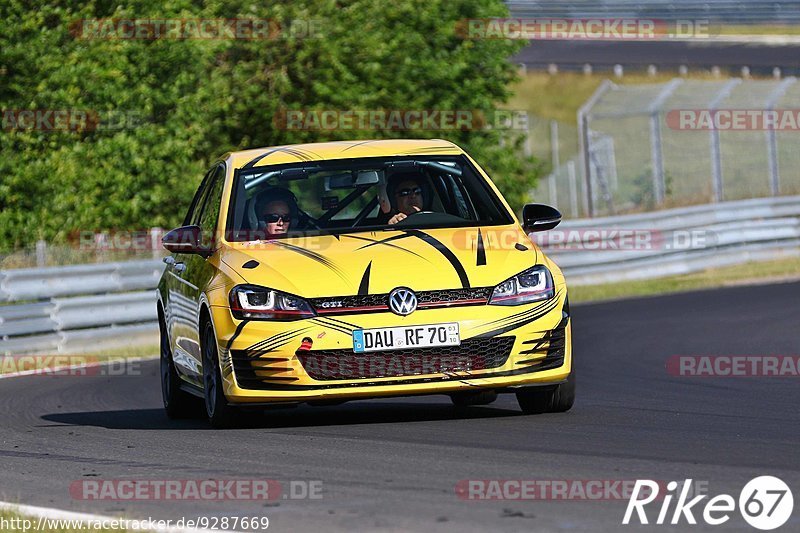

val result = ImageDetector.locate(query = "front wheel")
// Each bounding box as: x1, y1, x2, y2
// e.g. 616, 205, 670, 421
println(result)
160, 313, 201, 419
202, 320, 240, 428
516, 370, 575, 414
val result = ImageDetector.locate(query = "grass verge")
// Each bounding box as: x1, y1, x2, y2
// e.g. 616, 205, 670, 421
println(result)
714, 24, 800, 36
0, 344, 158, 375
569, 257, 800, 303
506, 71, 733, 125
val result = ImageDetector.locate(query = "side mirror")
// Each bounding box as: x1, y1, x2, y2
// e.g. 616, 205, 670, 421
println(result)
522, 204, 562, 233
162, 225, 210, 256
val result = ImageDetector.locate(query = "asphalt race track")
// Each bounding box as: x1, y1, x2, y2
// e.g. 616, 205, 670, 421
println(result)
514, 41, 800, 74
1, 282, 798, 532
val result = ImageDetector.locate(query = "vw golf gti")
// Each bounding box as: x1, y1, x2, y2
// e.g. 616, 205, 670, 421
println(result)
157, 139, 574, 427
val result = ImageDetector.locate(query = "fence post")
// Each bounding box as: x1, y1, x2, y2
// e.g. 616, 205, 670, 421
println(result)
522, 112, 532, 158
578, 80, 615, 217
550, 119, 560, 169
35, 240, 47, 268
649, 114, 665, 204
150, 227, 163, 260
708, 79, 742, 202
647, 79, 683, 206
765, 77, 797, 196
567, 160, 579, 218
549, 120, 559, 207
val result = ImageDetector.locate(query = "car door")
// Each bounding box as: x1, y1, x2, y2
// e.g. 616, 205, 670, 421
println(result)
165, 165, 218, 384
170, 163, 227, 385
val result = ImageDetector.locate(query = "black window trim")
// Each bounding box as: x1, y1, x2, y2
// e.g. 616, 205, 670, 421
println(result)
183, 165, 218, 227
195, 162, 227, 234
225, 155, 514, 241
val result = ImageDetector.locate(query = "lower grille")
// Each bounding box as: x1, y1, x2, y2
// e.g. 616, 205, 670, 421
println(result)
517, 316, 568, 371
297, 336, 515, 381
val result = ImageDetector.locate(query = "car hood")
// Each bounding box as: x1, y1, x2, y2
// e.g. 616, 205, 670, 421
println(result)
219, 226, 540, 297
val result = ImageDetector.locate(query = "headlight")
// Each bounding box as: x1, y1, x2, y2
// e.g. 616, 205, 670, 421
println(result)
489, 265, 555, 305
229, 285, 316, 320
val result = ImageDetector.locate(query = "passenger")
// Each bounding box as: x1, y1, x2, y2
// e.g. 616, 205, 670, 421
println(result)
256, 188, 297, 237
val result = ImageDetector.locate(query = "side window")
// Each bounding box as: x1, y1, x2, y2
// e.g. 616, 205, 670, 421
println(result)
183, 167, 216, 226
196, 165, 226, 248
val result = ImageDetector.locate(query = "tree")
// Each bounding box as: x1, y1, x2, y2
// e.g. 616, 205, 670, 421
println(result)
0, 0, 540, 252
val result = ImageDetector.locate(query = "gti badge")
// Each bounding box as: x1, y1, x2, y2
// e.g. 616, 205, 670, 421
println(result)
388, 287, 417, 316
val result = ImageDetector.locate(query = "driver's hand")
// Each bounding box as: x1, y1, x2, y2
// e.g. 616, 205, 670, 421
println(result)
388, 206, 420, 225
388, 213, 406, 225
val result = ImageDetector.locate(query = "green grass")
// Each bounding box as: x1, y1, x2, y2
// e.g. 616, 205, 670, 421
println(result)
569, 257, 800, 303
508, 70, 800, 214
504, 71, 734, 176
506, 71, 733, 126
715, 24, 800, 36
86, 343, 159, 359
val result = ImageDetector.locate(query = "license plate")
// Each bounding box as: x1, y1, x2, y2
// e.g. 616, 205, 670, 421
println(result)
352, 323, 460, 353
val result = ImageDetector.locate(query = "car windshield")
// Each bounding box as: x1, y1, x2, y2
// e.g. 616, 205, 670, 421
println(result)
226, 155, 513, 241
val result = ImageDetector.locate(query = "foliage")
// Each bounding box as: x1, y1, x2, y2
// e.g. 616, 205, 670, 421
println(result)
0, 0, 539, 251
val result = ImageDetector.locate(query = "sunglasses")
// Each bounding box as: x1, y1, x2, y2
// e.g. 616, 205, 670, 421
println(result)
264, 213, 291, 223
396, 187, 423, 198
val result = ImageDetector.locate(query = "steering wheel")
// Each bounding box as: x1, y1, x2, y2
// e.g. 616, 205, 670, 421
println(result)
390, 210, 436, 226
298, 211, 322, 230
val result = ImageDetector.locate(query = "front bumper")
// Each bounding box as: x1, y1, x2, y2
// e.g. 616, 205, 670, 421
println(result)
209, 289, 572, 403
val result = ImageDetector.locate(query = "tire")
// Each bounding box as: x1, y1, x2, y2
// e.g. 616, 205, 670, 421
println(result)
202, 320, 241, 428
516, 370, 575, 414
160, 312, 200, 419
450, 390, 498, 408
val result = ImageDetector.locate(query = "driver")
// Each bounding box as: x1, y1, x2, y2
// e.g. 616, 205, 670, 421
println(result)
256, 187, 297, 238
382, 173, 431, 225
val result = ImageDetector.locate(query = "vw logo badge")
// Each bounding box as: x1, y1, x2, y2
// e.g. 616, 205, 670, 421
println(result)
388, 287, 417, 316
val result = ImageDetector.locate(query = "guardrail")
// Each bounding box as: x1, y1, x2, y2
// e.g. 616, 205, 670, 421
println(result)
542, 196, 800, 285
0, 261, 163, 355
1, 196, 798, 354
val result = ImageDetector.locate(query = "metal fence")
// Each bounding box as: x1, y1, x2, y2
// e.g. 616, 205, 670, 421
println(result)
1, 196, 797, 354
523, 117, 585, 218
0, 261, 163, 355
563, 77, 800, 217
544, 195, 800, 285
0, 229, 166, 270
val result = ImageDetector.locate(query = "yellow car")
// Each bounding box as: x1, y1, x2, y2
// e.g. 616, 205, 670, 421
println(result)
158, 139, 573, 427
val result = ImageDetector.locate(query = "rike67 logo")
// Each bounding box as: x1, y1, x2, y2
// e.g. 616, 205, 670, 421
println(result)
623, 476, 794, 530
